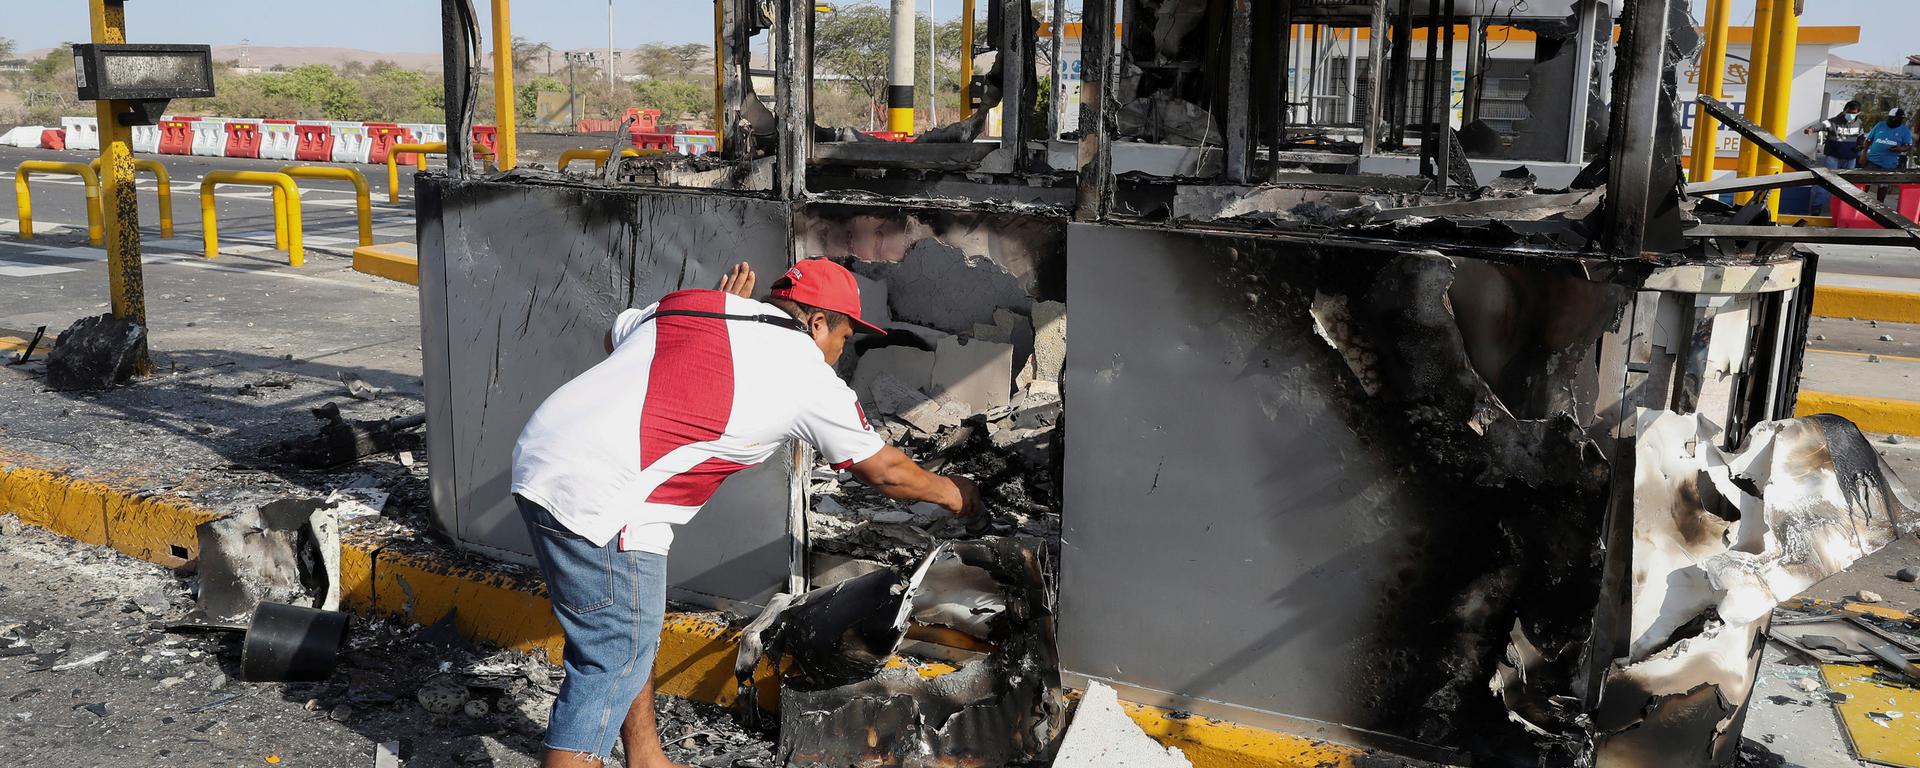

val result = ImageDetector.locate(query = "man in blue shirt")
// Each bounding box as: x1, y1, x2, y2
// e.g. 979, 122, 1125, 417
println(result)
1863, 108, 1913, 170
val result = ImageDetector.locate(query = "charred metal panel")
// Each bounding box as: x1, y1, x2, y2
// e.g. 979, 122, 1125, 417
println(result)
417, 176, 798, 608
1062, 223, 1631, 759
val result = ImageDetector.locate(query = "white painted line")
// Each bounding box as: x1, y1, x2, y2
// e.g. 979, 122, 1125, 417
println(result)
0, 260, 80, 277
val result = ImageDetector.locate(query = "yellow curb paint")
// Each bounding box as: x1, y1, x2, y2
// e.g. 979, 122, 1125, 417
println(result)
1119, 700, 1365, 768
1813, 286, 1920, 325
0, 465, 111, 546
339, 531, 380, 614
0, 460, 1373, 767
368, 546, 565, 660
1807, 348, 1920, 365
1796, 390, 1920, 437
352, 243, 419, 286
104, 493, 215, 567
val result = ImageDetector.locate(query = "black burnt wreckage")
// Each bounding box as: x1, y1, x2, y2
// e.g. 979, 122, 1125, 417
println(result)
404, 0, 1920, 765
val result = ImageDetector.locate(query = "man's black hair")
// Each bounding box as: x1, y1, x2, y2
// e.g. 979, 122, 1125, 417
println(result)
765, 288, 851, 331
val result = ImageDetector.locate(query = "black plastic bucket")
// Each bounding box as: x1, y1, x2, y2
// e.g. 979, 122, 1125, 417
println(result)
240, 602, 350, 682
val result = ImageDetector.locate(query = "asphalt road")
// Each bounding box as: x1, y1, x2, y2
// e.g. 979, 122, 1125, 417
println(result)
0, 145, 420, 257
0, 144, 427, 383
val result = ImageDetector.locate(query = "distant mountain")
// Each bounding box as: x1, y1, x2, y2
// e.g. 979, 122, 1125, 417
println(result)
21, 44, 443, 71
1828, 54, 1903, 77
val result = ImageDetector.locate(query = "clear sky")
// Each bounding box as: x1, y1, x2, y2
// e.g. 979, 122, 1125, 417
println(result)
7, 1, 1914, 67
5, 0, 952, 54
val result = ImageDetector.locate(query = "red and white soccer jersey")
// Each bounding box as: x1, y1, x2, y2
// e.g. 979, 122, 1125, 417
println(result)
511, 289, 885, 554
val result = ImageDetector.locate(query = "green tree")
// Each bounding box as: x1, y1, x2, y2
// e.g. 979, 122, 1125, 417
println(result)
632, 78, 709, 125
0, 37, 15, 61
813, 6, 966, 131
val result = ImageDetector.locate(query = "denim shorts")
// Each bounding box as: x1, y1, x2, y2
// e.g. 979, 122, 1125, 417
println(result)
517, 495, 667, 759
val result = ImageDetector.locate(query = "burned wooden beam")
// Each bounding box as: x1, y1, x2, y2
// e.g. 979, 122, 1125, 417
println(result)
1602, 0, 1680, 257
1224, 0, 1254, 184
1074, 0, 1118, 222
1700, 95, 1920, 240
775, 0, 812, 199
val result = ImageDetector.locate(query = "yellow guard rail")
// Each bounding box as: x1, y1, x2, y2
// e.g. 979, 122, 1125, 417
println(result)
200, 170, 303, 267
15, 160, 102, 244
88, 156, 174, 239
279, 165, 372, 247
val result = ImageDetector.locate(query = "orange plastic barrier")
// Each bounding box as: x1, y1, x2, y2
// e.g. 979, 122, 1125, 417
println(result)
366, 124, 416, 166
224, 121, 262, 158
294, 124, 333, 162
469, 125, 498, 159
630, 132, 676, 152
623, 108, 662, 133
38, 129, 65, 150
1835, 185, 1920, 229
157, 119, 195, 155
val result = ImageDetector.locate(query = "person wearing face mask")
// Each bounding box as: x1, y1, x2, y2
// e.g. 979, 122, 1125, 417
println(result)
1863, 107, 1914, 171
1804, 100, 1866, 215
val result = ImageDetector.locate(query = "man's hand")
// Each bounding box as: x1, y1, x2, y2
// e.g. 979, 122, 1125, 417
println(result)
718, 262, 756, 298
849, 446, 988, 526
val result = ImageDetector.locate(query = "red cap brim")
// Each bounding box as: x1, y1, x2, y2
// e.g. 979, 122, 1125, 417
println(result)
852, 316, 888, 335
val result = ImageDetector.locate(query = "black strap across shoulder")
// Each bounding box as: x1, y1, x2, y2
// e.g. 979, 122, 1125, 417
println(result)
641, 308, 807, 334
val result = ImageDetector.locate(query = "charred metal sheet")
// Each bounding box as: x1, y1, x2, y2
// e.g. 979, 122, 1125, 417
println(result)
1602, 0, 1691, 257
737, 537, 1063, 766
1685, 225, 1920, 246
1700, 96, 1920, 242
187, 498, 344, 629
1063, 223, 1626, 761
416, 176, 798, 608
1593, 410, 1917, 766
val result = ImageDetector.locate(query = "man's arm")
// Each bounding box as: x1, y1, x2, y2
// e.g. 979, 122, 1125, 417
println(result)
847, 445, 984, 519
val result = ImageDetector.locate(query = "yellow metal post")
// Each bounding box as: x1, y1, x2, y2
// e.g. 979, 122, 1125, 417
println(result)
491, 0, 518, 170
713, 0, 727, 153
280, 165, 373, 247
200, 171, 303, 267
1760, 0, 1798, 217
960, 0, 975, 119
89, 0, 147, 371
1735, 0, 1774, 203
1688, 0, 1730, 183
15, 162, 103, 244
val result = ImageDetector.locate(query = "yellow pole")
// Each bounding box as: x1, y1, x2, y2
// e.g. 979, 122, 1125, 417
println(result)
89, 0, 147, 372
1735, 0, 1774, 203
713, 0, 726, 152
491, 0, 518, 170
1688, 0, 1730, 183
1760, 0, 1798, 217
960, 0, 975, 119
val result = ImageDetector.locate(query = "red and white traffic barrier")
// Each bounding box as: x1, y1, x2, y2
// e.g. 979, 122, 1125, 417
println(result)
190, 117, 230, 157
259, 120, 298, 161
330, 122, 371, 164
61, 117, 100, 151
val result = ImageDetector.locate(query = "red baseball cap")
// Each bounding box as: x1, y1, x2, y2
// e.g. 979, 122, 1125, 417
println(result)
769, 258, 888, 334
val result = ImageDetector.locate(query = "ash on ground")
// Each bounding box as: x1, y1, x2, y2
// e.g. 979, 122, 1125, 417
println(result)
0, 515, 772, 767
809, 387, 1061, 566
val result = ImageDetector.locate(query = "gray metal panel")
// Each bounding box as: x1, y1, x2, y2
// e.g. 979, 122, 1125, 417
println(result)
417, 179, 458, 538
1060, 223, 1621, 754
1061, 223, 1419, 728
423, 179, 797, 608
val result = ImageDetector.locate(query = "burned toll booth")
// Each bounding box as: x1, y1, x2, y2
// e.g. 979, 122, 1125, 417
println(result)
415, 0, 1918, 765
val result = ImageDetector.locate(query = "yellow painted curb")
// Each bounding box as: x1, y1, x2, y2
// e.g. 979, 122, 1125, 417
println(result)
0, 459, 1368, 768
1120, 700, 1366, 768
1812, 286, 1920, 325
1796, 390, 1920, 437
352, 243, 418, 286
